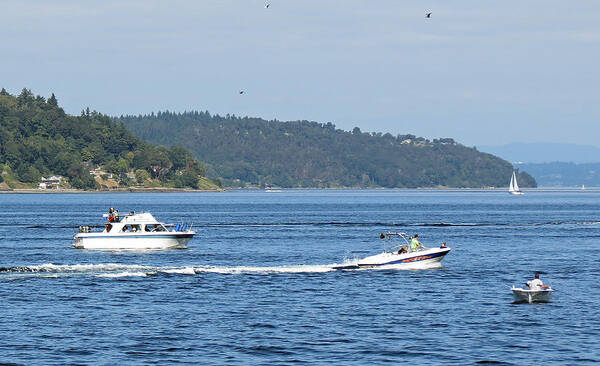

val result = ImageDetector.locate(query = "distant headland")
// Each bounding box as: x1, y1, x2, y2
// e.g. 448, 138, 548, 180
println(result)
1, 88, 536, 190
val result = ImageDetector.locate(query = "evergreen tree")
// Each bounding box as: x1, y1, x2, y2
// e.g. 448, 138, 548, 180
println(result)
48, 93, 58, 107
17, 88, 34, 106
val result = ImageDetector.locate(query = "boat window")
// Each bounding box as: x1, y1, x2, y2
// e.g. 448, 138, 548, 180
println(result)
121, 225, 130, 232
144, 224, 158, 232
106, 224, 112, 233
131, 225, 141, 232
155, 225, 167, 232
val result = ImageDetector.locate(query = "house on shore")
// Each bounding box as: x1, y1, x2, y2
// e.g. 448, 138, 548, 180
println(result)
38, 176, 62, 190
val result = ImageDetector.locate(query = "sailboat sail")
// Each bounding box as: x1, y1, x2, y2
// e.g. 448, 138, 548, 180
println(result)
512, 172, 520, 191
509, 172, 515, 192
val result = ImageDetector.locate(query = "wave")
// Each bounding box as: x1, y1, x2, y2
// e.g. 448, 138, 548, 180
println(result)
160, 267, 197, 275
203, 221, 600, 228
0, 263, 150, 273
204, 221, 491, 227
0, 262, 335, 278
0, 259, 450, 278
96, 271, 150, 278
193, 264, 335, 274
15, 220, 600, 231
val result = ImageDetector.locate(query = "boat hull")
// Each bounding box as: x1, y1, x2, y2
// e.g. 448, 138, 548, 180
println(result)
335, 247, 451, 270
73, 232, 194, 250
511, 287, 553, 303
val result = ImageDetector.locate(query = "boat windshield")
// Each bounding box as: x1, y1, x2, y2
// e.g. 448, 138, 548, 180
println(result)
379, 232, 428, 253
120, 225, 141, 232
144, 224, 167, 232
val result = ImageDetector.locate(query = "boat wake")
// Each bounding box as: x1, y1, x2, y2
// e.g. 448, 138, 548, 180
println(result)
194, 264, 335, 274
0, 259, 441, 280
0, 262, 336, 279
97, 271, 151, 278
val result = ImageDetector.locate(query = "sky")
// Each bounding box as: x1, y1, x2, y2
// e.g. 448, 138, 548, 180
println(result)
1, 0, 599, 147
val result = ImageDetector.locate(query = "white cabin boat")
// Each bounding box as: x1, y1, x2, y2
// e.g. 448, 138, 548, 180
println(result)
334, 232, 451, 270
73, 211, 194, 250
509, 171, 524, 195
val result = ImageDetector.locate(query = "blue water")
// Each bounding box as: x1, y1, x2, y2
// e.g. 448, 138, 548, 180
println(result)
1, 190, 599, 365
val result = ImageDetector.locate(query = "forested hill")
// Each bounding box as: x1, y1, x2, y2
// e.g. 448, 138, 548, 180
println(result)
0, 89, 218, 190
118, 111, 537, 188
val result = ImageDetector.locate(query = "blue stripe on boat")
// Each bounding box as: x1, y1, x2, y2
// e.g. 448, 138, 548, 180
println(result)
358, 250, 449, 268
77, 234, 194, 239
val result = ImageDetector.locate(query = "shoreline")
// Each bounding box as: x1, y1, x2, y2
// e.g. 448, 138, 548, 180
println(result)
0, 187, 225, 194
0, 187, 589, 194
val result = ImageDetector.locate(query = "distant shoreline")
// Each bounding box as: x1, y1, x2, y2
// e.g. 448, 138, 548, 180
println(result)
0, 187, 590, 194
0, 187, 224, 194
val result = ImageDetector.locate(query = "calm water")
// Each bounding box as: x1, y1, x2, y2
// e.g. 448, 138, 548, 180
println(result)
1, 190, 599, 365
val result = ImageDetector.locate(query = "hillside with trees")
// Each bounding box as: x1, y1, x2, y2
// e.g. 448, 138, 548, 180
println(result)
117, 111, 537, 188
0, 88, 219, 190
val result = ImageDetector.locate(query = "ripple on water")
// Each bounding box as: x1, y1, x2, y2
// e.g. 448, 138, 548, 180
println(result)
1, 191, 600, 365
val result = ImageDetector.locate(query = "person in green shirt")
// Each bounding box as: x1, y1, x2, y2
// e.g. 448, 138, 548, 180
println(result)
410, 234, 422, 252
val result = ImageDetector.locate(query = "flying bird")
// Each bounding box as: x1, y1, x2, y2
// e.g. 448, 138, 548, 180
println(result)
265, 3, 270, 8
239, 90, 245, 94
426, 12, 432, 18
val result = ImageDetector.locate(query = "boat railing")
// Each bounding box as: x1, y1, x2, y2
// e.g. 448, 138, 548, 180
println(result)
379, 231, 428, 253
385, 243, 429, 254
172, 223, 194, 232
78, 226, 92, 233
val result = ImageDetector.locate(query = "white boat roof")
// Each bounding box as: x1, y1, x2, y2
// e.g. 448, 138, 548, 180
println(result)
118, 212, 161, 224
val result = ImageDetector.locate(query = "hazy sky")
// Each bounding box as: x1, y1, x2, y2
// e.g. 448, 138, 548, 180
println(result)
1, 1, 599, 147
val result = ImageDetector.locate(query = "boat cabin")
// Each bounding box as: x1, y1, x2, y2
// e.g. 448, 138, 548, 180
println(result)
103, 212, 169, 233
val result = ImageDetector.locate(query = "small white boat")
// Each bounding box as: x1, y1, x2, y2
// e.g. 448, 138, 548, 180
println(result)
334, 232, 451, 270
509, 171, 524, 195
73, 211, 194, 250
511, 286, 553, 303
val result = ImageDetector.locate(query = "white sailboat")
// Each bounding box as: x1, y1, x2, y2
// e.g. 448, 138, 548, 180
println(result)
509, 171, 524, 195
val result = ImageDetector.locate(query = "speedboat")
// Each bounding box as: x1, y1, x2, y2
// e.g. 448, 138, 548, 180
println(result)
334, 232, 451, 270
511, 286, 553, 303
73, 211, 195, 250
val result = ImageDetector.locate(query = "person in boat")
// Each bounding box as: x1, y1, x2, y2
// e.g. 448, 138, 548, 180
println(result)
526, 274, 550, 290
440, 242, 447, 248
397, 246, 408, 254
410, 234, 422, 252
108, 208, 120, 223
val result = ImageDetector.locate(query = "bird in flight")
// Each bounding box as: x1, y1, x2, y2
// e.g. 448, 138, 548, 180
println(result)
239, 90, 245, 94
425, 12, 432, 18
265, 3, 270, 8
